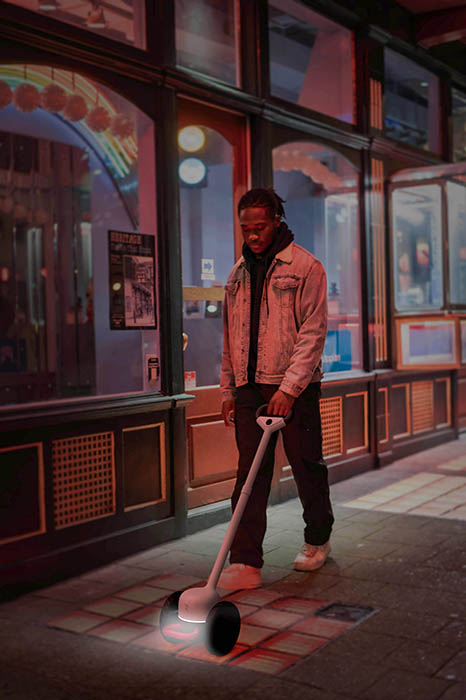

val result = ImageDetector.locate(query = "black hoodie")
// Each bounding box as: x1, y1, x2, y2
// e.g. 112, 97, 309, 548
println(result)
242, 221, 294, 383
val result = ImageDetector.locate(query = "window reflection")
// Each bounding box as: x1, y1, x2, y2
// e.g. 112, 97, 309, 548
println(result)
452, 87, 466, 163
268, 0, 354, 124
175, 0, 239, 86
384, 48, 440, 153
447, 181, 466, 306
392, 184, 443, 311
4, 1, 146, 48
0, 64, 157, 404
179, 126, 234, 388
273, 142, 361, 373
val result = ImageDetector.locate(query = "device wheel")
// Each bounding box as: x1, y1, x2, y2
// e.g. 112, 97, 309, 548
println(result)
159, 591, 200, 645
205, 601, 241, 656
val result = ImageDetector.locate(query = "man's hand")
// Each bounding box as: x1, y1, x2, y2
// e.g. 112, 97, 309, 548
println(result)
267, 389, 295, 417
221, 399, 235, 427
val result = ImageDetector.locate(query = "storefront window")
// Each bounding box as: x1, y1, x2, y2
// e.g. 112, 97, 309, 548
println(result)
392, 184, 443, 311
273, 142, 362, 373
4, 1, 146, 48
447, 180, 466, 306
452, 87, 466, 163
384, 48, 441, 153
175, 0, 240, 86
178, 125, 235, 388
0, 64, 158, 404
268, 0, 354, 124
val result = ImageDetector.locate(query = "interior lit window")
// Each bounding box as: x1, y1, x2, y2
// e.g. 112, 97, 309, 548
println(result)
273, 142, 362, 373
0, 64, 158, 404
4, 1, 146, 49
268, 0, 355, 124
447, 180, 466, 306
384, 48, 441, 153
175, 0, 240, 86
392, 184, 443, 311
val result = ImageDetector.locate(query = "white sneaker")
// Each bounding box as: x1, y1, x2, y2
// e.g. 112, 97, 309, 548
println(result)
294, 541, 331, 571
217, 563, 261, 590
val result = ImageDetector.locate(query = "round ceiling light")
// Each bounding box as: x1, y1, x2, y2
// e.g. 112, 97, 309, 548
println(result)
179, 158, 206, 185
178, 126, 205, 153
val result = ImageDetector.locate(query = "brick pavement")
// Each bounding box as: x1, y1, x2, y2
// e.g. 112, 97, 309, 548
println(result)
0, 435, 465, 700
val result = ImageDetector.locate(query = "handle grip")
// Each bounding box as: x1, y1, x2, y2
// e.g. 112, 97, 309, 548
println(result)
255, 403, 293, 424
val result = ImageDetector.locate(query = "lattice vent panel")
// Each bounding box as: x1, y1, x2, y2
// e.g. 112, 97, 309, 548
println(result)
52, 432, 115, 529
412, 381, 434, 434
320, 397, 343, 457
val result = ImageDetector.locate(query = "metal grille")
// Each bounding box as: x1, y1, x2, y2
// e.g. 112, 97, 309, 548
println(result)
320, 397, 343, 457
371, 157, 388, 363
412, 381, 434, 434
52, 432, 115, 529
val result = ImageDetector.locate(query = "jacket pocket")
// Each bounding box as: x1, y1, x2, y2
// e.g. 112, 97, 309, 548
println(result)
271, 275, 300, 307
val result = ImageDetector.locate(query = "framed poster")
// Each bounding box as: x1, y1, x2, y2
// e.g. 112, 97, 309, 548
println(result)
396, 317, 458, 369
108, 230, 157, 330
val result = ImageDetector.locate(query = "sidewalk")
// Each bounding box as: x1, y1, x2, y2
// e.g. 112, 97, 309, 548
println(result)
1, 436, 465, 700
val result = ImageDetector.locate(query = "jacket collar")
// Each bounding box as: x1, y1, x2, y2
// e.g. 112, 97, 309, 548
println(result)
238, 241, 293, 267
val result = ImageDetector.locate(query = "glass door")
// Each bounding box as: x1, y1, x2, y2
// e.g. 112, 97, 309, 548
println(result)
177, 98, 248, 508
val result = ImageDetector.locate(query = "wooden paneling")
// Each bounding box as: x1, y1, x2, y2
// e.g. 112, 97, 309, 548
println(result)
344, 391, 369, 453
0, 442, 45, 545
377, 386, 389, 444
189, 420, 238, 487
392, 383, 411, 439
434, 377, 451, 429
123, 423, 166, 511
52, 432, 115, 529
412, 380, 434, 434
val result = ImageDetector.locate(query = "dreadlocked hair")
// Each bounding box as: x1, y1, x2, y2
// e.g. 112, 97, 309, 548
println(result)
237, 188, 286, 220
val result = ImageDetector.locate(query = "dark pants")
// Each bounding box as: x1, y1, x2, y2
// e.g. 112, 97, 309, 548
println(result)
230, 382, 334, 569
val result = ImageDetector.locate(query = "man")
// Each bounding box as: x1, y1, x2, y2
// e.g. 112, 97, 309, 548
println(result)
218, 187, 334, 590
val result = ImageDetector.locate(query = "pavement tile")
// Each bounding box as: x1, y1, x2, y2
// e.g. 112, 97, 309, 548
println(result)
47, 610, 110, 633
219, 600, 259, 619
433, 619, 466, 649
239, 676, 343, 700
281, 648, 387, 695
361, 668, 451, 700
227, 589, 284, 606
88, 619, 151, 644
32, 578, 119, 605
243, 608, 304, 630
177, 642, 248, 663
130, 627, 190, 653
436, 649, 466, 682
384, 639, 458, 675
144, 573, 204, 590
438, 682, 466, 700
322, 627, 404, 665
229, 648, 301, 674
360, 608, 449, 641
123, 605, 162, 626
80, 564, 151, 587
290, 616, 353, 638
237, 623, 276, 645
269, 596, 329, 615
114, 584, 168, 604
259, 630, 328, 656
83, 596, 142, 617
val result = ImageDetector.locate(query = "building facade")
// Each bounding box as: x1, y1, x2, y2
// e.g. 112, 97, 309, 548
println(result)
1, 0, 465, 593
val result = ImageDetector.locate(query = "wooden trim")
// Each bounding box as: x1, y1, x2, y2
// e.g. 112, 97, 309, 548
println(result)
0, 442, 46, 545
392, 382, 411, 439
395, 316, 459, 371
435, 377, 452, 428
183, 287, 225, 301
378, 386, 389, 444
122, 422, 167, 511
345, 390, 369, 453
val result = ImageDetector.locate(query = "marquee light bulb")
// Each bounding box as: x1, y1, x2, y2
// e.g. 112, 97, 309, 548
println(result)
178, 126, 205, 153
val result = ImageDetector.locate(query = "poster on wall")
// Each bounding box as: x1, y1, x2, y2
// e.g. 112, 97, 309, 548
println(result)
398, 319, 457, 368
108, 230, 157, 330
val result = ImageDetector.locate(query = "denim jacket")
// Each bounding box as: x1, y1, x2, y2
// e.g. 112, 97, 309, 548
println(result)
220, 242, 328, 401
